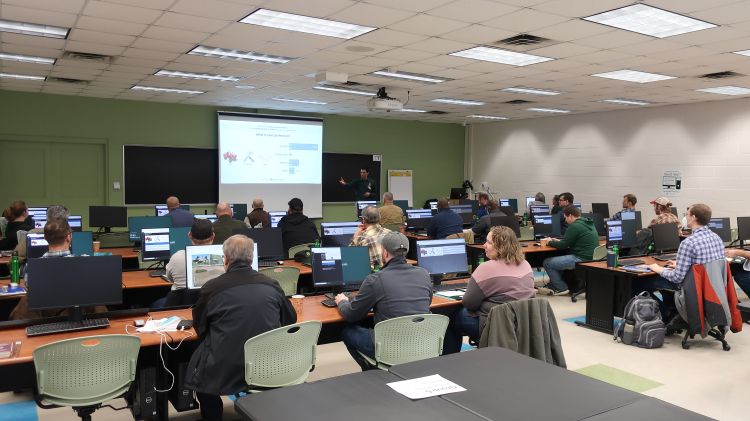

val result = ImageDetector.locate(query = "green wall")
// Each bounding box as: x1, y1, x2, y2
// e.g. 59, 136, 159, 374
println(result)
0, 89, 465, 222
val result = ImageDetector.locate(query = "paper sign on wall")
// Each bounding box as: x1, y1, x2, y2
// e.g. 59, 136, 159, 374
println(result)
661, 170, 681, 197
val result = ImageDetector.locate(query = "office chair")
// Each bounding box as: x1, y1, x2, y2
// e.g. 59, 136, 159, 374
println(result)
243, 321, 322, 390
382, 223, 403, 232
358, 314, 449, 370
32, 334, 141, 421
259, 266, 300, 296
287, 243, 312, 259
571, 245, 608, 303
519, 226, 534, 241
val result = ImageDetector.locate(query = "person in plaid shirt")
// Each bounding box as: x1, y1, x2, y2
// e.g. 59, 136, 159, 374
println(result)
350, 206, 391, 269
648, 196, 682, 233
646, 204, 725, 319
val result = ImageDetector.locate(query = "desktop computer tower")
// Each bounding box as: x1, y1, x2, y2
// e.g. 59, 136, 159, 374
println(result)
130, 366, 158, 420
169, 362, 198, 412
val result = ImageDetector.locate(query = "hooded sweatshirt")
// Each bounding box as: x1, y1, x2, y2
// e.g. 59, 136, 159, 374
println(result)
278, 211, 319, 253
548, 217, 599, 260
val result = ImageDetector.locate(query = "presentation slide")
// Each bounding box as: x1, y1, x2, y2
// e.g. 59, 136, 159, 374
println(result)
218, 112, 324, 218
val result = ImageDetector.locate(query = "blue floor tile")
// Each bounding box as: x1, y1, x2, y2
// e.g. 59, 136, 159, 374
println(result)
0, 400, 37, 421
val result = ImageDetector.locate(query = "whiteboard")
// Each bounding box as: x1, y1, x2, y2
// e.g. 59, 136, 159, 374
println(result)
388, 170, 413, 207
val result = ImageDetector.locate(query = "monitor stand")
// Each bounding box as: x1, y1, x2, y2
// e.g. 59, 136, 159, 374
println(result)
148, 261, 166, 277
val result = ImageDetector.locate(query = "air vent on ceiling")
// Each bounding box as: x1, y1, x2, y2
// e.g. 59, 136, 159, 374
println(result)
505, 99, 532, 104
426, 110, 447, 115
491, 34, 556, 51
699, 70, 743, 79
62, 51, 114, 64
46, 77, 90, 85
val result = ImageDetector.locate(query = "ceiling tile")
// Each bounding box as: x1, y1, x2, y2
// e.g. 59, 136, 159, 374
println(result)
328, 3, 416, 27
404, 37, 473, 54
439, 25, 515, 44
76, 16, 148, 36
375, 48, 437, 61
68, 29, 136, 47
83, 1, 163, 24
261, 0, 356, 17
121, 47, 181, 60
482, 8, 570, 33
360, 0, 454, 13
689, 2, 750, 25
387, 14, 470, 37
140, 26, 211, 44
64, 41, 127, 56
532, 0, 633, 18
356, 29, 429, 47
0, 5, 77, 27
427, 0, 519, 23
170, 0, 256, 20
130, 37, 195, 53
153, 12, 231, 33
2, 0, 86, 14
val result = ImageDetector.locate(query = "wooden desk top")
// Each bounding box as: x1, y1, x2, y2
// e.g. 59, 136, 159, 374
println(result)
578, 256, 663, 277
104, 247, 139, 259
0, 256, 8, 265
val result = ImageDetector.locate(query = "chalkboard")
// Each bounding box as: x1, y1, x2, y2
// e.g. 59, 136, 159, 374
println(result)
124, 145, 218, 205
323, 152, 382, 203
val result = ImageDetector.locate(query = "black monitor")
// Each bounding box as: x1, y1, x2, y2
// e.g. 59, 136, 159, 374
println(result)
573, 202, 582, 210
321, 222, 360, 247
141, 228, 171, 262
738, 217, 750, 246
26, 233, 49, 259
406, 209, 433, 230
169, 226, 192, 255
89, 206, 127, 232
621, 210, 643, 230
458, 199, 478, 213
68, 215, 83, 232
652, 223, 680, 253
670, 206, 678, 216
530, 205, 550, 216
268, 211, 286, 228
489, 215, 521, 238
416, 238, 469, 277
232, 227, 285, 260
532, 214, 553, 239
449, 203, 474, 224
591, 203, 610, 219
605, 220, 623, 248
499, 206, 516, 217
393, 200, 409, 213
707, 217, 731, 242
619, 219, 638, 248
355, 200, 377, 217
499, 198, 518, 214
310, 246, 371, 290
26, 255, 122, 319
551, 213, 563, 237
128, 215, 172, 243
230, 203, 248, 221
28, 207, 48, 229
449, 187, 466, 200
155, 204, 169, 216
194, 214, 217, 223
581, 213, 606, 236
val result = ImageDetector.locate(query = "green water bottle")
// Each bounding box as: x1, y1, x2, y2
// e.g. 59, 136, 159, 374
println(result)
314, 238, 320, 248
373, 263, 380, 273
612, 244, 619, 267
9, 251, 20, 286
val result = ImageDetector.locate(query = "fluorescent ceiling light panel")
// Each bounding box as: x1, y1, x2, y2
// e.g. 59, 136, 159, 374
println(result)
0, 19, 69, 39
273, 97, 327, 105
312, 85, 375, 96
733, 50, 750, 57
432, 98, 485, 106
591, 69, 674, 83
235, 85, 256, 89
0, 72, 45, 81
395, 108, 428, 113
155, 69, 241, 82
527, 107, 570, 114
501, 86, 561, 96
600, 98, 651, 106
696, 86, 750, 96
370, 70, 448, 84
240, 9, 375, 39
188, 45, 293, 64
450, 46, 553, 66
583, 4, 716, 38
467, 115, 508, 120
131, 85, 204, 94
0, 52, 55, 65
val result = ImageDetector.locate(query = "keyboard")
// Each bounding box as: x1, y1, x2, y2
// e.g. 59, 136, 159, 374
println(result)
653, 254, 676, 261
618, 259, 645, 266
258, 259, 280, 267
434, 282, 469, 292
26, 318, 110, 337
324, 292, 355, 300
321, 298, 337, 308
149, 269, 166, 277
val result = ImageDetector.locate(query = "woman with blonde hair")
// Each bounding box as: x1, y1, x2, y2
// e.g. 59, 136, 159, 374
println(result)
443, 226, 535, 353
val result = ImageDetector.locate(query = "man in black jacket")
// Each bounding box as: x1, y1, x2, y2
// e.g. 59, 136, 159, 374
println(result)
278, 197, 319, 254
185, 235, 296, 420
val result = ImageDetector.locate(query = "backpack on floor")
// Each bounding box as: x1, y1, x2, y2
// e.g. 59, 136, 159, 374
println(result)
613, 292, 665, 349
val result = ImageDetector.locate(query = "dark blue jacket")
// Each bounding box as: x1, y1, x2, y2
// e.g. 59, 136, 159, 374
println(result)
169, 208, 195, 227
427, 209, 463, 239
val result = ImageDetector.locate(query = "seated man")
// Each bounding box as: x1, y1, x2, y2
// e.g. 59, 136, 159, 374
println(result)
350, 206, 391, 269
471, 200, 507, 244
278, 197, 319, 254
610, 193, 637, 221
185, 235, 296, 421
474, 192, 490, 220
648, 196, 681, 233
427, 198, 463, 239
335, 232, 433, 370
726, 248, 750, 298
647, 204, 725, 320
378, 192, 404, 228
212, 201, 247, 244
245, 198, 271, 228
166, 196, 194, 228
557, 192, 574, 233
539, 205, 599, 296
527, 192, 546, 209
16, 204, 69, 259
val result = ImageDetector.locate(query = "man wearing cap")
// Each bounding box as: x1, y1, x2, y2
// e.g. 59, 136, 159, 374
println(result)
278, 197, 319, 254
648, 196, 681, 233
335, 231, 433, 371
165, 218, 215, 291
350, 205, 391, 269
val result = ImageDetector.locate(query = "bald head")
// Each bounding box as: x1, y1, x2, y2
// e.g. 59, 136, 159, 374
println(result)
362, 206, 381, 225
382, 192, 393, 203
166, 196, 180, 210
252, 198, 264, 209
216, 202, 232, 217
437, 197, 450, 210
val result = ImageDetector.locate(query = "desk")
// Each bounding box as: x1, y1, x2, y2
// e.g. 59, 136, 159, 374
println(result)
236, 347, 710, 421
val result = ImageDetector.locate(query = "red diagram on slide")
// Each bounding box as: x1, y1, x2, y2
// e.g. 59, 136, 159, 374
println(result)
223, 151, 237, 163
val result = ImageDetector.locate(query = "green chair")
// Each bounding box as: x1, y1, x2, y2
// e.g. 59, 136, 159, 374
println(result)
32, 334, 141, 421
359, 314, 449, 370
287, 243, 312, 259
519, 226, 534, 241
259, 266, 300, 296
570, 245, 608, 302
243, 321, 322, 390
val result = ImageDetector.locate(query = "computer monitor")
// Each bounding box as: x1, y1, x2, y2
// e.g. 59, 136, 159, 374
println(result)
356, 200, 377, 217
605, 220, 623, 248
28, 207, 48, 228
591, 203, 610, 219
194, 214, 217, 223
68, 215, 83, 232
489, 215, 521, 238
321, 222, 360, 247
71, 231, 93, 255
525, 196, 535, 209
458, 199, 478, 214
26, 233, 49, 259
737, 217, 750, 246
621, 210, 643, 230
499, 206, 516, 218
550, 213, 563, 237
428, 201, 438, 211
652, 223, 680, 253
670, 206, 678, 216
406, 209, 433, 230
310, 246, 371, 290
232, 227, 285, 260
269, 211, 286, 228
581, 213, 606, 236
393, 200, 409, 213
499, 198, 518, 214
532, 214, 553, 239
185, 243, 258, 289
89, 206, 128, 232
707, 217, 731, 242
128, 216, 172, 243
573, 202, 582, 210
416, 238, 469, 277
26, 255, 122, 314
141, 228, 171, 262
449, 187, 466, 200
155, 204, 169, 216
529, 205, 550, 216
169, 226, 192, 255
619, 220, 638, 249
449, 203, 474, 224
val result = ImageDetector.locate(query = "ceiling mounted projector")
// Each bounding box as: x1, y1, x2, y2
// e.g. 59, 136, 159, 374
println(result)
367, 87, 403, 112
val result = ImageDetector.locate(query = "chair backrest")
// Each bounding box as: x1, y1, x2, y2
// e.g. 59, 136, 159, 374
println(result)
17, 229, 28, 245
382, 223, 402, 233
287, 243, 311, 259
592, 245, 607, 261
0, 216, 7, 237
33, 335, 140, 406
519, 226, 534, 241
244, 321, 322, 389
373, 314, 449, 368
259, 266, 300, 296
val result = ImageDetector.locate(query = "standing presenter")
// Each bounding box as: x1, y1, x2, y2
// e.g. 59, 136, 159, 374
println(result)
339, 167, 377, 200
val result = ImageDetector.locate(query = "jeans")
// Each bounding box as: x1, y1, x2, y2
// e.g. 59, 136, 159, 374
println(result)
196, 392, 223, 421
443, 307, 481, 354
542, 254, 581, 291
633, 276, 678, 320
731, 265, 750, 298
341, 324, 376, 371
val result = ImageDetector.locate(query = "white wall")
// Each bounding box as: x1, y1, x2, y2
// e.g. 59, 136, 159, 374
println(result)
468, 97, 750, 225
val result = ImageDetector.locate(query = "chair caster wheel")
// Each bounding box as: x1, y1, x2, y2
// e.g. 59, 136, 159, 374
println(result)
682, 343, 690, 350
722, 343, 731, 351
571, 296, 578, 303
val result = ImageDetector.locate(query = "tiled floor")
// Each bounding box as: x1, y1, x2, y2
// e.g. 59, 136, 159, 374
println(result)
2, 293, 749, 421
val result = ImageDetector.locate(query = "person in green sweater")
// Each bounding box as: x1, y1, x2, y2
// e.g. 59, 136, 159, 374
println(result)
539, 205, 599, 295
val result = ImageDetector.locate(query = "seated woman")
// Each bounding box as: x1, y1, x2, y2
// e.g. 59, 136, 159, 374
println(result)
443, 226, 535, 354
0, 200, 33, 251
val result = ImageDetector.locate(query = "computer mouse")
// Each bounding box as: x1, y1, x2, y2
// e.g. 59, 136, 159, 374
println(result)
276, 260, 285, 265
534, 242, 542, 247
